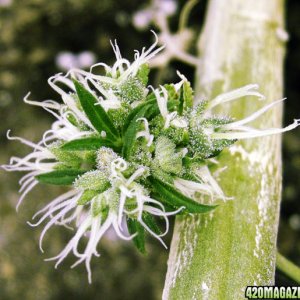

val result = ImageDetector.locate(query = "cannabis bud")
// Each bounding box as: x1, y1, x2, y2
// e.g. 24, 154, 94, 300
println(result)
3, 34, 299, 283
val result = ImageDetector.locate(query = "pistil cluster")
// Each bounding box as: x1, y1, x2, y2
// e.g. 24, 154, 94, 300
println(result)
3, 35, 299, 283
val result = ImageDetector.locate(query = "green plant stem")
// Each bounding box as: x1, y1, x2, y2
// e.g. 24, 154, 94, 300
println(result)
276, 252, 300, 284
163, 0, 287, 299
178, 0, 199, 32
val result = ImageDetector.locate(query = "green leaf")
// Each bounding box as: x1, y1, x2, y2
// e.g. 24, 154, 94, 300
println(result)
163, 84, 178, 101
182, 156, 205, 167
121, 96, 181, 159
122, 99, 156, 134
178, 87, 184, 115
119, 77, 145, 103
74, 170, 110, 191
155, 136, 183, 175
136, 63, 150, 85
77, 190, 98, 205
182, 81, 194, 111
178, 81, 193, 115
149, 176, 217, 213
145, 102, 160, 119
73, 80, 119, 140
142, 213, 161, 235
91, 195, 109, 218
36, 169, 86, 185
122, 105, 149, 159
49, 143, 82, 168
167, 99, 180, 111
151, 192, 180, 212
61, 137, 116, 151
127, 218, 146, 254
122, 95, 178, 135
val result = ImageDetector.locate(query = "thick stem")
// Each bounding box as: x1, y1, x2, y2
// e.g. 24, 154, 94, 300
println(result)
163, 0, 286, 299
276, 252, 300, 284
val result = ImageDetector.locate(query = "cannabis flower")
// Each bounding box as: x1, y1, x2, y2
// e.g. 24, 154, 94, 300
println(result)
3, 35, 299, 283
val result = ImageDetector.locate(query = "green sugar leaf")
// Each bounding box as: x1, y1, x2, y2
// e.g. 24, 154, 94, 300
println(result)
122, 96, 178, 136
49, 142, 82, 168
74, 170, 110, 191
122, 105, 149, 159
149, 176, 217, 213
182, 81, 194, 110
201, 116, 233, 128
155, 136, 183, 175
136, 63, 150, 85
178, 81, 193, 115
36, 169, 86, 185
122, 98, 156, 134
91, 195, 109, 218
178, 88, 184, 115
73, 80, 119, 140
142, 213, 161, 235
127, 218, 146, 254
77, 190, 99, 205
61, 137, 117, 151
163, 84, 178, 101
119, 77, 145, 103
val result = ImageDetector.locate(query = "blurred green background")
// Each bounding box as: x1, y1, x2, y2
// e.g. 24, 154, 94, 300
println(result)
0, 0, 299, 299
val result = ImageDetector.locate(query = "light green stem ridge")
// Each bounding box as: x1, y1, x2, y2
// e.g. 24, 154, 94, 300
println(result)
163, 0, 286, 299
178, 0, 199, 32
277, 252, 300, 284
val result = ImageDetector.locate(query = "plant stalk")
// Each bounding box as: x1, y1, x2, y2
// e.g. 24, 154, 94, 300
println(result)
163, 0, 286, 299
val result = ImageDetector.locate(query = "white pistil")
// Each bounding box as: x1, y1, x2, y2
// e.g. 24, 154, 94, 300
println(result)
16, 180, 39, 211
84, 31, 164, 88
69, 67, 116, 85
23, 92, 61, 110
222, 98, 285, 130
152, 86, 178, 129
86, 76, 120, 105
2, 132, 58, 210
152, 85, 168, 119
174, 71, 188, 91
152, 78, 189, 129
206, 84, 265, 112
126, 167, 146, 185
212, 119, 300, 140
193, 166, 228, 201
48, 74, 94, 128
174, 178, 215, 199
164, 111, 177, 129
40, 108, 92, 145
6, 130, 47, 152
170, 116, 188, 128
136, 117, 154, 146
118, 31, 165, 82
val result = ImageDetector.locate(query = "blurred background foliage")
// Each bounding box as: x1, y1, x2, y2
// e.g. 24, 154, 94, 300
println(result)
0, 0, 299, 299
